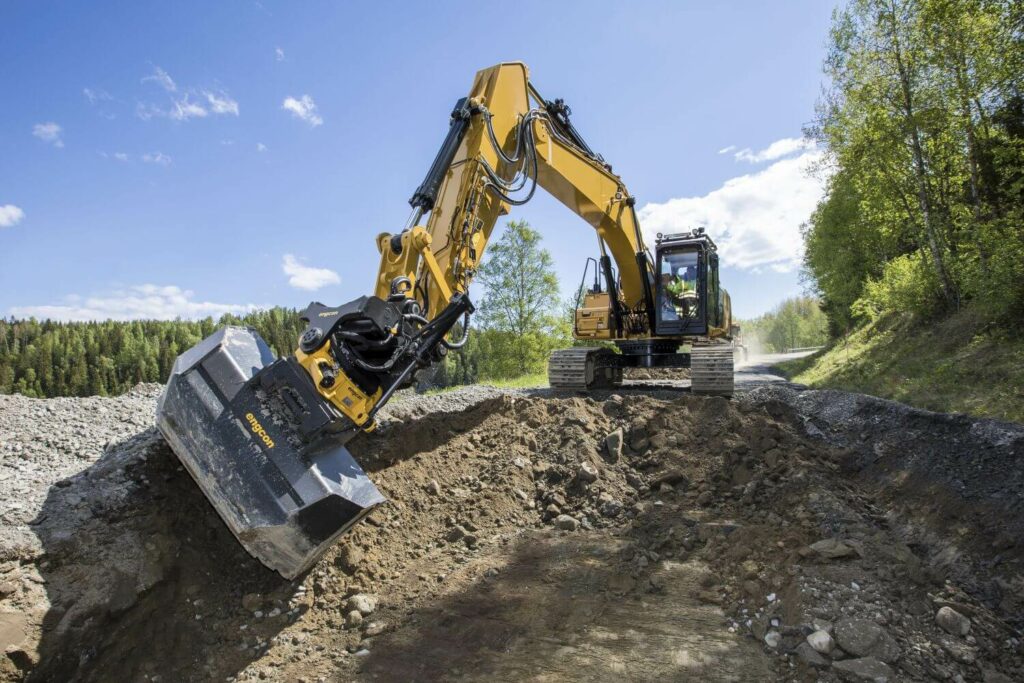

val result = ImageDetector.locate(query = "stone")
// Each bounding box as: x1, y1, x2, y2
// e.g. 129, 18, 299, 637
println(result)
426, 479, 441, 495
763, 630, 782, 648
446, 526, 468, 543
832, 657, 894, 682
0, 581, 16, 598
834, 618, 900, 663
651, 469, 690, 490
554, 514, 579, 531
345, 610, 363, 628
345, 594, 377, 616
810, 538, 857, 559
605, 429, 623, 462
935, 606, 971, 636
364, 621, 386, 637
577, 462, 599, 483
336, 545, 364, 573
241, 593, 262, 611
807, 629, 835, 654
794, 642, 829, 668
981, 669, 1015, 683
938, 635, 976, 664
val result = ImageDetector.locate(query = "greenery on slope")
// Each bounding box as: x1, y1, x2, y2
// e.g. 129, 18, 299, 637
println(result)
776, 309, 1024, 423
787, 0, 1024, 422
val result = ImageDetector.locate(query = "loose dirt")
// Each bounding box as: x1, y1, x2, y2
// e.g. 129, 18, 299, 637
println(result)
0, 381, 1021, 682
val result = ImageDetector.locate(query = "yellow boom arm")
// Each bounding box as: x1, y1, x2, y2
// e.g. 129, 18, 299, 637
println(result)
373, 62, 654, 331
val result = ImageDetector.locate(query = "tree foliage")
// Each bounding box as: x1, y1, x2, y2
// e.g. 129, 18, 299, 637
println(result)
0, 308, 306, 398
740, 297, 830, 354
805, 0, 1024, 331
472, 220, 568, 377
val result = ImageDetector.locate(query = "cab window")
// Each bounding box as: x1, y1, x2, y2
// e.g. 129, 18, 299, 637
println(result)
658, 251, 699, 321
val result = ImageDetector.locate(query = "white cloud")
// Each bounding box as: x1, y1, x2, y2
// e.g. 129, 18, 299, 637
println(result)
733, 137, 813, 164
113, 152, 129, 162
142, 152, 172, 166
142, 66, 177, 92
275, 47, 285, 62
204, 90, 239, 116
169, 95, 208, 121
9, 284, 263, 322
717, 145, 736, 155
32, 122, 63, 148
638, 142, 827, 272
0, 205, 25, 228
282, 254, 339, 290
83, 87, 112, 104
256, 142, 267, 152
282, 95, 323, 127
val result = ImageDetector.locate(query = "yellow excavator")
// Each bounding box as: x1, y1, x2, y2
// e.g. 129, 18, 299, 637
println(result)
155, 63, 735, 578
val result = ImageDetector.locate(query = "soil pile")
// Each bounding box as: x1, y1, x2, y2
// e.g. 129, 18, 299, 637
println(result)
0, 382, 1021, 681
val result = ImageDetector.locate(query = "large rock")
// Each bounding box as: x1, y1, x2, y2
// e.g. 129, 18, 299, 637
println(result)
832, 657, 894, 682
554, 515, 579, 531
794, 642, 829, 668
935, 606, 971, 636
807, 629, 835, 654
576, 462, 599, 484
834, 618, 900, 663
809, 537, 857, 559
345, 594, 377, 616
604, 429, 623, 462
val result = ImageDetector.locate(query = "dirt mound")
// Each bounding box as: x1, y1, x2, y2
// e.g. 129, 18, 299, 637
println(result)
1, 384, 1022, 681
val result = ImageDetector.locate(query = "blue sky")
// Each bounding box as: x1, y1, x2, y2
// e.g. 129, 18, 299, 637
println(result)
0, 1, 837, 322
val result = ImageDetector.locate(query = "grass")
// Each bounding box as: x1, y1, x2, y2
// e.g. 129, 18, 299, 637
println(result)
479, 372, 549, 389
774, 308, 1024, 424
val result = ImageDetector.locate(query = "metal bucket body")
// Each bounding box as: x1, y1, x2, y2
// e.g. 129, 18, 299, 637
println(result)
155, 326, 385, 579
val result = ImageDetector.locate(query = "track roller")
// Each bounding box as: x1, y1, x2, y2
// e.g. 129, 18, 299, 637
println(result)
690, 345, 735, 396
548, 347, 622, 390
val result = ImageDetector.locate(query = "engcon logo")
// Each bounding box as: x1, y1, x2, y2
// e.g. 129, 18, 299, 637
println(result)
245, 412, 275, 449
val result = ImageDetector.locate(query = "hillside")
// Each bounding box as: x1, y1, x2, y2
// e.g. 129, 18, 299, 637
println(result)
776, 309, 1024, 423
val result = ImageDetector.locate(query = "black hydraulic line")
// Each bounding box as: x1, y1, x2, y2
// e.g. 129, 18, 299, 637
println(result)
367, 293, 474, 420
600, 254, 624, 336
409, 97, 475, 212
543, 98, 603, 164
628, 203, 657, 333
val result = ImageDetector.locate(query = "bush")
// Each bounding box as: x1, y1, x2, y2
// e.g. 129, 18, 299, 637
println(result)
852, 253, 941, 321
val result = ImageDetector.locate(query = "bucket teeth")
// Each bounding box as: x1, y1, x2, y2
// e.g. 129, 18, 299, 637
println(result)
156, 326, 386, 579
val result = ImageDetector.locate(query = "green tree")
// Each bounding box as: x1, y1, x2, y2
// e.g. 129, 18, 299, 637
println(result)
475, 220, 566, 377
805, 0, 1024, 330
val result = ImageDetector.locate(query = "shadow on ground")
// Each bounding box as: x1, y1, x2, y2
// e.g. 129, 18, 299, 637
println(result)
27, 429, 294, 682
357, 526, 770, 682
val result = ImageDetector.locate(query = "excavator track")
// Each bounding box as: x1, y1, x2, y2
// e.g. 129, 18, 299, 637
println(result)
690, 345, 735, 396
548, 348, 622, 390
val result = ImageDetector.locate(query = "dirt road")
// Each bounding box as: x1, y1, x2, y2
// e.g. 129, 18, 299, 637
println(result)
1, 375, 1022, 682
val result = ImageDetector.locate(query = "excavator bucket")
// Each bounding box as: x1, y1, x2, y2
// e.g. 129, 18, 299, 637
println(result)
155, 326, 385, 579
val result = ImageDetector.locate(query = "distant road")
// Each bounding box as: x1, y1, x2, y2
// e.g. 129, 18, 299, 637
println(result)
734, 350, 816, 392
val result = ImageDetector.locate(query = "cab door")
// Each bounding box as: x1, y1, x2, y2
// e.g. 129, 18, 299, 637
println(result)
653, 244, 708, 336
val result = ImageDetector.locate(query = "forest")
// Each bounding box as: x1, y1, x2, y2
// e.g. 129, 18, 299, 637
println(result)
804, 0, 1023, 334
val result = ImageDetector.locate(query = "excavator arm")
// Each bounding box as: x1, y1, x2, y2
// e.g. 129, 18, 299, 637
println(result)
299, 63, 658, 432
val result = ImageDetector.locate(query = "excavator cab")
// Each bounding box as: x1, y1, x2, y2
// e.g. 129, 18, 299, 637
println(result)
653, 228, 724, 337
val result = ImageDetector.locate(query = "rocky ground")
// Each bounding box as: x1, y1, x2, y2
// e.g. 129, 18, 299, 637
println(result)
0, 376, 1022, 682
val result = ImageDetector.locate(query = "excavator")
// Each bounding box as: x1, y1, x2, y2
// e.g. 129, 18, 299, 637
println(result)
155, 63, 735, 579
